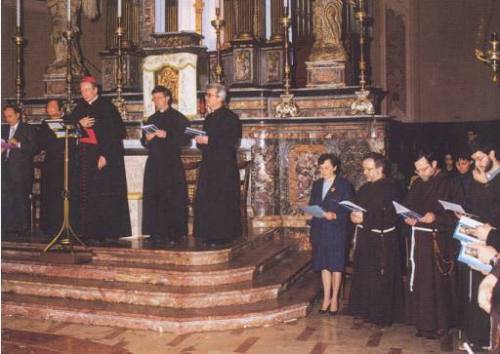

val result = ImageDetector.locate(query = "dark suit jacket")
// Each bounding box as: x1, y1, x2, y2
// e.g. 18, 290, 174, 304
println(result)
2, 122, 38, 186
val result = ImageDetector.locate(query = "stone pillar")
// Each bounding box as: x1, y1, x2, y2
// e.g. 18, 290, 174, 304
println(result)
178, 0, 196, 32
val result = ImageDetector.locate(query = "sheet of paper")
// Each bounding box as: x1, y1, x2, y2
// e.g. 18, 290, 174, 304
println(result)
185, 127, 207, 136
300, 205, 326, 219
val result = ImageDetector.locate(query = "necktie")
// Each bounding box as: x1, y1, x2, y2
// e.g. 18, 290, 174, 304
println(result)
6, 126, 16, 159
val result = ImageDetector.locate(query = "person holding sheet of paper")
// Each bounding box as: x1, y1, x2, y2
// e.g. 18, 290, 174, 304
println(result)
1, 104, 38, 237
141, 85, 190, 243
308, 153, 353, 315
348, 153, 403, 327
193, 84, 242, 245
403, 151, 456, 339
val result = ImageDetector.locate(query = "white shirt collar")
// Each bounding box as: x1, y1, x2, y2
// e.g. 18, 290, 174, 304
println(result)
87, 95, 99, 105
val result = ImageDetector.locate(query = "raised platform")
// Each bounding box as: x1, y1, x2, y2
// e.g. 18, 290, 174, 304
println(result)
1, 229, 320, 333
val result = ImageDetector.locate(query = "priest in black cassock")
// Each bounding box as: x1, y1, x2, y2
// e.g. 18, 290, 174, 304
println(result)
70, 76, 131, 241
141, 85, 190, 242
349, 153, 404, 327
193, 84, 242, 245
403, 152, 455, 339
38, 99, 79, 235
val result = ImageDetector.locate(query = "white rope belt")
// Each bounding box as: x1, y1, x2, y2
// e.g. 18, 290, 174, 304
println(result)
370, 226, 396, 234
410, 226, 436, 292
351, 224, 364, 254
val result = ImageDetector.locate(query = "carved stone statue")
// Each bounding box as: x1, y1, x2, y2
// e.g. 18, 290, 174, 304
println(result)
309, 0, 346, 62
46, 0, 99, 75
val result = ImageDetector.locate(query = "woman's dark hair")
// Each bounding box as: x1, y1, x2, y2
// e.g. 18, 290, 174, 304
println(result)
151, 85, 173, 102
318, 153, 341, 173
363, 152, 391, 177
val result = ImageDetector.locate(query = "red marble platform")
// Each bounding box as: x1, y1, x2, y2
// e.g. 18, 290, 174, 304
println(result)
2, 229, 321, 333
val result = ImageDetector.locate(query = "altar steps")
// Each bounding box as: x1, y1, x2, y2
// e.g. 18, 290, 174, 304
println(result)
1, 232, 320, 333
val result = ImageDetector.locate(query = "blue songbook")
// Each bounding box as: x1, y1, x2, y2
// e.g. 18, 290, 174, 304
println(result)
335, 200, 367, 213
458, 245, 492, 273
300, 205, 326, 219
453, 216, 483, 243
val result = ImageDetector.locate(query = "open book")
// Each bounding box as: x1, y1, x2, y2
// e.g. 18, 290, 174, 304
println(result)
453, 216, 491, 273
392, 201, 423, 220
335, 200, 367, 213
185, 127, 207, 137
438, 199, 478, 218
300, 205, 326, 219
142, 124, 159, 134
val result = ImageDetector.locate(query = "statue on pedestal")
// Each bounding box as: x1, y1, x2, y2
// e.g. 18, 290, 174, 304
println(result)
46, 0, 99, 76
309, 0, 346, 62
306, 0, 346, 87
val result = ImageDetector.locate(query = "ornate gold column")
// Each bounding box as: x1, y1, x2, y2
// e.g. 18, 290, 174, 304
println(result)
194, 0, 204, 35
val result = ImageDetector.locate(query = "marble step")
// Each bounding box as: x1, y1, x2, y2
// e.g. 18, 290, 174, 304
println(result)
2, 252, 311, 308
1, 271, 321, 333
1, 228, 279, 266
1, 239, 293, 287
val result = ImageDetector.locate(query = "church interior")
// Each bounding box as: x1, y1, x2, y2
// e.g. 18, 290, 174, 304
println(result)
1, 0, 500, 353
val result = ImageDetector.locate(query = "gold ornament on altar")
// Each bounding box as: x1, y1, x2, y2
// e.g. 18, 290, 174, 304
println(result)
350, 0, 375, 116
475, 32, 499, 83
155, 66, 179, 104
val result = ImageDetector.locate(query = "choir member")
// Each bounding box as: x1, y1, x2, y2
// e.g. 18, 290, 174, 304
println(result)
193, 83, 242, 245
70, 76, 130, 241
1, 105, 38, 236
349, 152, 404, 326
404, 152, 455, 339
308, 153, 353, 315
141, 85, 190, 243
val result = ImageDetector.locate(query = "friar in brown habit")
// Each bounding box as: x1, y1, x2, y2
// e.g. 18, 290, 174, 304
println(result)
404, 152, 456, 339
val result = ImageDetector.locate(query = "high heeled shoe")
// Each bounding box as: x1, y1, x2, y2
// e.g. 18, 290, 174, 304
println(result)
318, 302, 331, 314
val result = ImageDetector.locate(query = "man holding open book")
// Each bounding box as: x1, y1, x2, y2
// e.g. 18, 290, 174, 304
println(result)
141, 85, 190, 243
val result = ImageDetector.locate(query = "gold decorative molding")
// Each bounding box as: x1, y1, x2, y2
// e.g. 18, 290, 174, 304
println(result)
194, 0, 204, 35
155, 65, 179, 104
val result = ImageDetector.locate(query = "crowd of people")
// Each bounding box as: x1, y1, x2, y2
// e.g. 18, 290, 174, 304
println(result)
1, 77, 242, 247
1, 79, 498, 351
308, 142, 499, 352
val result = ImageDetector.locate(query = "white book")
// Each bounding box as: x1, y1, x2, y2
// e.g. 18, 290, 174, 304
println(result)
453, 215, 484, 244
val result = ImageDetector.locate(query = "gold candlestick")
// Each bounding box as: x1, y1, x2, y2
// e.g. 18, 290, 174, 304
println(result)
113, 15, 128, 119
13, 26, 24, 110
275, 6, 298, 118
350, 0, 375, 115
63, 23, 75, 114
475, 32, 499, 83
211, 7, 225, 83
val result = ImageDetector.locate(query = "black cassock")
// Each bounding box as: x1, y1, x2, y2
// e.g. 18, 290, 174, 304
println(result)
141, 108, 190, 241
349, 178, 404, 326
404, 172, 456, 335
70, 96, 131, 240
37, 120, 79, 235
194, 106, 242, 244
461, 173, 500, 348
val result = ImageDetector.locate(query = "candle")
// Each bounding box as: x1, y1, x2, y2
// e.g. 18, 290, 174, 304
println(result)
283, 0, 288, 7
118, 0, 122, 18
16, 0, 21, 27
67, 0, 71, 22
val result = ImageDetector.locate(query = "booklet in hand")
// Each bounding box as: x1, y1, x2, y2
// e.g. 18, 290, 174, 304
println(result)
458, 244, 492, 273
185, 127, 207, 137
438, 199, 478, 217
335, 200, 367, 212
1, 139, 18, 150
452, 215, 483, 243
392, 201, 423, 220
142, 124, 159, 134
300, 205, 326, 219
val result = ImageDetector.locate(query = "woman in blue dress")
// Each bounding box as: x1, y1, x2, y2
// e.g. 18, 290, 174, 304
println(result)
309, 153, 353, 314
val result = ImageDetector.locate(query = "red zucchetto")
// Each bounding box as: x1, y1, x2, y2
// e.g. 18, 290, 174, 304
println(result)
80, 76, 97, 85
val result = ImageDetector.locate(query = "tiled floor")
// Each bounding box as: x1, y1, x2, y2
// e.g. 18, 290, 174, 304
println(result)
2, 303, 460, 354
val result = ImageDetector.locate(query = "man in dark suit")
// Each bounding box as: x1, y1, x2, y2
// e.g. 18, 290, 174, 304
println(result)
1, 104, 38, 236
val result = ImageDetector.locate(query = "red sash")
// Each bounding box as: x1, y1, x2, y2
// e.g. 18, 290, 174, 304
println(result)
80, 128, 98, 145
